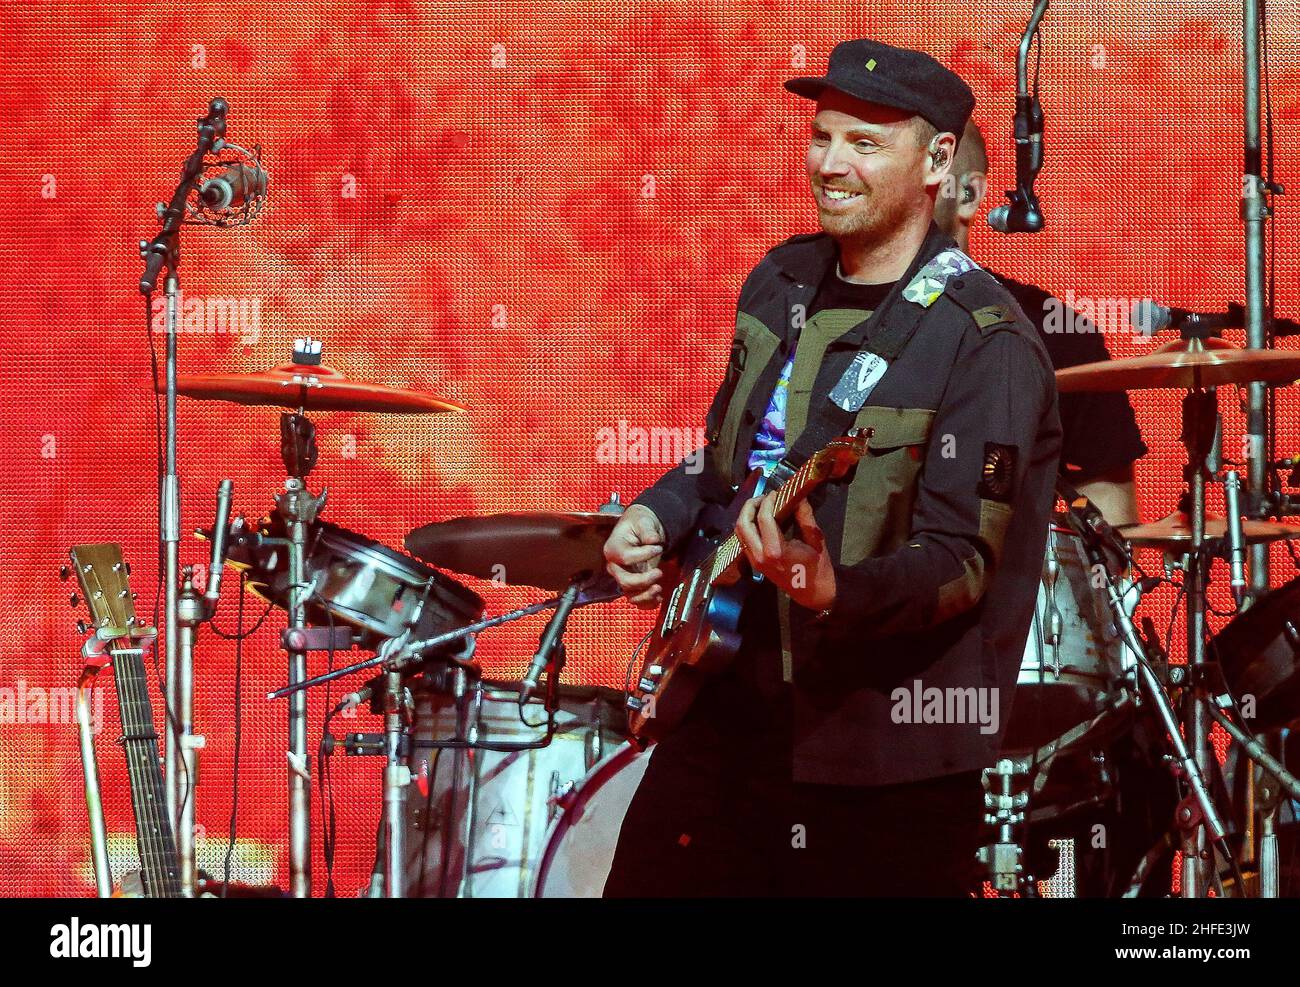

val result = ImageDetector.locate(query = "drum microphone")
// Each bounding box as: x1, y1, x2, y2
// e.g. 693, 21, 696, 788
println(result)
1130, 299, 1300, 338
1056, 477, 1129, 563
203, 480, 234, 614
520, 580, 584, 702
1223, 471, 1249, 607
197, 162, 268, 210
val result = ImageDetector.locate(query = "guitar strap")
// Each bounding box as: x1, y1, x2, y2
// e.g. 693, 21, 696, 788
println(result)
769, 222, 957, 488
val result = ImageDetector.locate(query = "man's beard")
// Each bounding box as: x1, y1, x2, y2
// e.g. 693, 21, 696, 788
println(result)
817, 186, 887, 241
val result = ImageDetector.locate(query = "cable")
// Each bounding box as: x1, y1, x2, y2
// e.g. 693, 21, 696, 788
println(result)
319, 705, 339, 897
312, 590, 339, 897
207, 597, 276, 639
415, 745, 443, 898
221, 572, 248, 897
144, 291, 163, 631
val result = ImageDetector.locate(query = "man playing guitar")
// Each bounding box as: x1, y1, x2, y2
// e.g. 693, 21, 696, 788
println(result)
603, 38, 1062, 896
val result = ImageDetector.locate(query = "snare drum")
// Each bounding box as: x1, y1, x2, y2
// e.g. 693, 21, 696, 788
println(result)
230, 518, 484, 654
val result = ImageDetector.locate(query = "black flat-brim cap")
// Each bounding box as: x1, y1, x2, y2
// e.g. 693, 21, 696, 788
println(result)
785, 38, 975, 138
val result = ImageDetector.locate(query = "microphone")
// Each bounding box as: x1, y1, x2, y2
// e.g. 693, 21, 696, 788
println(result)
1223, 471, 1248, 607
1129, 299, 1300, 338
520, 580, 583, 703
203, 480, 234, 614
1056, 477, 1129, 565
988, 0, 1048, 234
986, 93, 1044, 234
198, 163, 267, 210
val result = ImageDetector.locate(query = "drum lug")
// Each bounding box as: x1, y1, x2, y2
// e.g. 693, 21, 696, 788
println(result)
548, 778, 578, 816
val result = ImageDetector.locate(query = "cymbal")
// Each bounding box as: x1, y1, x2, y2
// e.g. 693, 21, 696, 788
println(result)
406, 511, 620, 590
1118, 510, 1300, 550
169, 363, 465, 414
1056, 337, 1300, 393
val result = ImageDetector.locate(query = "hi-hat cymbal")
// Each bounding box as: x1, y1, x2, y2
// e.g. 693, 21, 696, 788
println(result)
1118, 510, 1300, 550
169, 363, 464, 414
406, 511, 620, 590
1056, 337, 1300, 393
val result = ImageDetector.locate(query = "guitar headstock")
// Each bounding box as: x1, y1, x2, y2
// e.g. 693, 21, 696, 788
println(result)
808, 427, 872, 481
68, 544, 139, 635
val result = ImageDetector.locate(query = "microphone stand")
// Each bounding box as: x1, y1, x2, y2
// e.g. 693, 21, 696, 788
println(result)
989, 0, 1047, 234
268, 581, 618, 702
1058, 482, 1243, 897
138, 97, 228, 898
307, 579, 615, 898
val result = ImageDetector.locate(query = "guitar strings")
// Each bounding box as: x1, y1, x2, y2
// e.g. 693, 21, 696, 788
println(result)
82, 554, 180, 896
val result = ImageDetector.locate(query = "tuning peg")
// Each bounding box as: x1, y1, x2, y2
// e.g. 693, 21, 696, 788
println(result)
69, 592, 80, 608
59, 565, 70, 581
123, 561, 131, 576
76, 620, 88, 635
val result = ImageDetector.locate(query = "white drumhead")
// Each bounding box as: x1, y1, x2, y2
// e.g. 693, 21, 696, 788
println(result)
532, 743, 653, 898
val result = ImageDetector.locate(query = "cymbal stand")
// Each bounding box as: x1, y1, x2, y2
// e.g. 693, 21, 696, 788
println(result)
979, 757, 1034, 896
277, 392, 327, 898
1241, 0, 1291, 898
1062, 473, 1239, 897
1180, 387, 1219, 896
1242, 0, 1276, 606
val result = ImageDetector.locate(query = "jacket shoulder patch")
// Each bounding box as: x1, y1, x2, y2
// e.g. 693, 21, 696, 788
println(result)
943, 270, 1024, 333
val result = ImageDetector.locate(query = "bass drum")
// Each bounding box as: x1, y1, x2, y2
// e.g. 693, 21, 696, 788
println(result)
404, 682, 628, 897
531, 743, 653, 898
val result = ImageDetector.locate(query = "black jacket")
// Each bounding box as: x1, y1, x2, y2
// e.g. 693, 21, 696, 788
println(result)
633, 226, 1062, 785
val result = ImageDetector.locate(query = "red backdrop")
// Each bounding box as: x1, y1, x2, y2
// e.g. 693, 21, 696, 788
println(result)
3, 1, 1299, 896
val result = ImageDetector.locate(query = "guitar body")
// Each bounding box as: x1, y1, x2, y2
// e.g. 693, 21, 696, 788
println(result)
626, 429, 871, 744
627, 471, 765, 742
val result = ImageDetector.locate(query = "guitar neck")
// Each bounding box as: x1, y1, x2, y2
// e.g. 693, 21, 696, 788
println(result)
706, 457, 828, 585
111, 646, 182, 898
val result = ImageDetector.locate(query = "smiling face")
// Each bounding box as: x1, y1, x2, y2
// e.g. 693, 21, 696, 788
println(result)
806, 90, 949, 246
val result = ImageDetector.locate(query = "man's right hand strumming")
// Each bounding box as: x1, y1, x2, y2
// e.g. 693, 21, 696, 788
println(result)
603, 504, 668, 609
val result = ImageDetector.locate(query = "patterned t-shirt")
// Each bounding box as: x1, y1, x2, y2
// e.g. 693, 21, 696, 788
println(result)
746, 268, 898, 475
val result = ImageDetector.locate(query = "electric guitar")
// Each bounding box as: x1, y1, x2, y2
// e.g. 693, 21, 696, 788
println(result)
69, 544, 182, 898
626, 429, 871, 743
